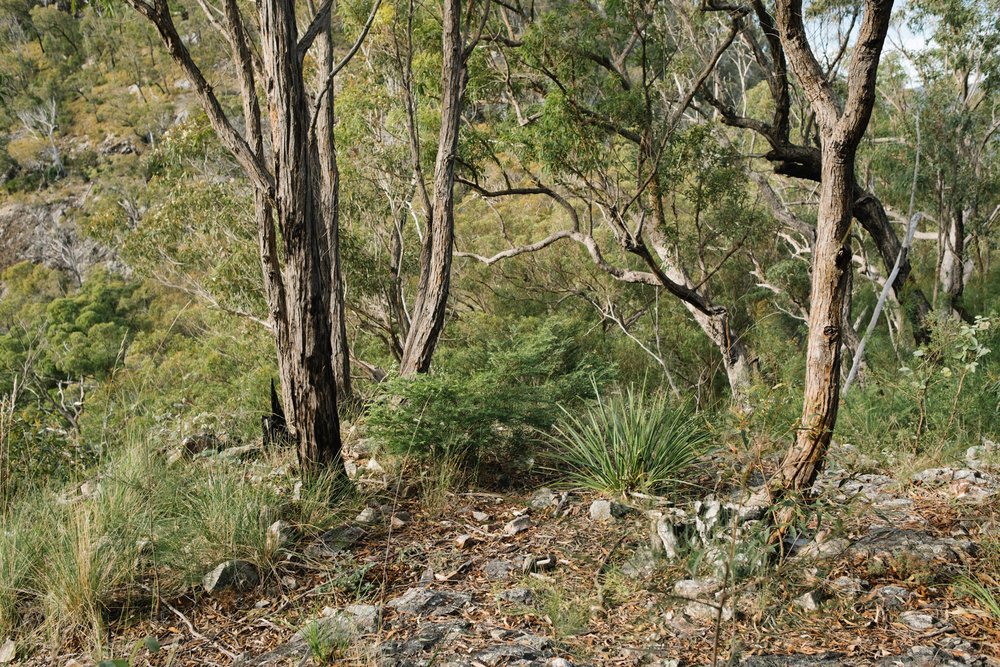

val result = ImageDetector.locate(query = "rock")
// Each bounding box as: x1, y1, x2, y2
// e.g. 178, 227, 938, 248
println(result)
548, 659, 574, 667
684, 599, 731, 622
304, 526, 362, 559
649, 511, 680, 558
794, 590, 825, 612
472, 511, 489, 522
621, 546, 659, 578
828, 474, 896, 501
202, 560, 259, 594
266, 520, 295, 552
740, 655, 846, 666
379, 620, 470, 661
694, 499, 724, 542
280, 575, 298, 590
0, 639, 14, 664
355, 506, 380, 524
99, 134, 137, 155
673, 578, 722, 599
365, 458, 385, 474
675, 578, 730, 622
344, 460, 359, 478
312, 604, 381, 635
466, 632, 553, 666
589, 499, 631, 521
829, 576, 866, 596
498, 587, 534, 604
898, 611, 937, 632
872, 585, 913, 610
484, 559, 513, 581
529, 487, 558, 510
504, 515, 532, 536
385, 587, 471, 616
848, 528, 975, 567
797, 536, 850, 560
390, 511, 412, 529
876, 644, 983, 666
343, 604, 380, 633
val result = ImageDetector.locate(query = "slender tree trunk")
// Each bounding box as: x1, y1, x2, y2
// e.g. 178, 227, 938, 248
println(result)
773, 154, 854, 492
399, 0, 464, 375
314, 20, 353, 405
768, 0, 893, 503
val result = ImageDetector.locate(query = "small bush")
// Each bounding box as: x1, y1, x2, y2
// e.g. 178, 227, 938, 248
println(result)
548, 384, 711, 497
367, 316, 611, 469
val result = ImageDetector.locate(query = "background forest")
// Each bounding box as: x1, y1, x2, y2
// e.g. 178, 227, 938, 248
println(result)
0, 0, 999, 663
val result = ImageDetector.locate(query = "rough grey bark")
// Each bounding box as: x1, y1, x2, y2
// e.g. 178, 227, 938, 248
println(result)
313, 19, 353, 405
125, 0, 348, 472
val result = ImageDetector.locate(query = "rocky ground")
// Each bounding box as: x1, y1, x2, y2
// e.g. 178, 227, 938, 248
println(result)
29, 440, 1000, 667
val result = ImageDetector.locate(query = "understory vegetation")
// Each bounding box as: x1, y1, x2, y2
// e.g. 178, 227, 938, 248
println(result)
1, 0, 1000, 661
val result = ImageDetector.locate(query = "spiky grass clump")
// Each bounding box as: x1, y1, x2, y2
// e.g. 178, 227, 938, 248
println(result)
549, 385, 711, 497
958, 575, 1000, 620
0, 436, 352, 652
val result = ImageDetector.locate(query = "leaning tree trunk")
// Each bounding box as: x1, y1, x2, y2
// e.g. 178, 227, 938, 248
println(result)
767, 0, 893, 507
399, 0, 464, 376
772, 154, 854, 492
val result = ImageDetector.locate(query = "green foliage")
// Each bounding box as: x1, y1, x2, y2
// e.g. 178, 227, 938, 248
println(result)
367, 315, 611, 467
838, 314, 998, 463
97, 636, 163, 667
548, 383, 712, 497
957, 575, 1000, 621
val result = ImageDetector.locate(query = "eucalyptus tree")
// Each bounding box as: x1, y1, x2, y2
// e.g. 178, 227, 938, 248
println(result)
894, 0, 1000, 316
395, 0, 491, 375
118, 0, 377, 471
457, 0, 763, 407
763, 0, 894, 500
700, 0, 933, 342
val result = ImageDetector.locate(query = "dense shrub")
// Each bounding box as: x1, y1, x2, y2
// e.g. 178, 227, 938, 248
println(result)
366, 315, 613, 468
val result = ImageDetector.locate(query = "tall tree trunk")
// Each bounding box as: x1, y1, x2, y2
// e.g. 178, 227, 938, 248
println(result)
259, 0, 343, 469
127, 0, 348, 473
314, 19, 353, 405
399, 0, 464, 375
768, 0, 893, 503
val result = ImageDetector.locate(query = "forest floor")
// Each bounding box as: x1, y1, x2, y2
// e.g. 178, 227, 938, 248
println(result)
26, 441, 1000, 667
